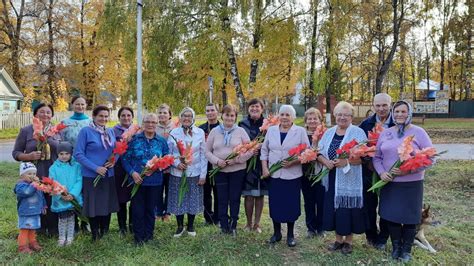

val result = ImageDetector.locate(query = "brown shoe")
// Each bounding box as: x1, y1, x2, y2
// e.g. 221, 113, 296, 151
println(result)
18, 245, 33, 254
29, 241, 42, 252
341, 243, 353, 255
328, 241, 344, 251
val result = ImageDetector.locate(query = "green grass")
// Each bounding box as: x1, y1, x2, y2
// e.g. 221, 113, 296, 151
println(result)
1, 161, 473, 264
0, 128, 19, 140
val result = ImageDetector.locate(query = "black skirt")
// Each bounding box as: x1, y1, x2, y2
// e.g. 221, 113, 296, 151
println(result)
114, 163, 132, 204
322, 169, 367, 235
268, 177, 301, 223
242, 161, 268, 196
379, 180, 423, 224
82, 177, 119, 218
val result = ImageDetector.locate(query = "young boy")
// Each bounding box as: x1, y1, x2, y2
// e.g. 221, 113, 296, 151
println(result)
14, 162, 46, 254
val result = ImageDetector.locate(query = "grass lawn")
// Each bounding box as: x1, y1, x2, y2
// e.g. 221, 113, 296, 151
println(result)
0, 128, 19, 140
0, 160, 473, 264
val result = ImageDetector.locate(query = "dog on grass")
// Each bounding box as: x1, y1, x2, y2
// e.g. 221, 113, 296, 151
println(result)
414, 204, 437, 253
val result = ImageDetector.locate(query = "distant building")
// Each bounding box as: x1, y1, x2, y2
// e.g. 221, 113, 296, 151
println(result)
417, 79, 449, 99
0, 67, 23, 114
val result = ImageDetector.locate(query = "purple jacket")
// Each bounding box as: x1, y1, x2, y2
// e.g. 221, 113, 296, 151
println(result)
373, 125, 433, 182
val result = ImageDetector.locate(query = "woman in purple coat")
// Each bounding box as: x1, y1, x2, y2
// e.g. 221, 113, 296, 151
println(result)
12, 103, 60, 236
373, 100, 434, 263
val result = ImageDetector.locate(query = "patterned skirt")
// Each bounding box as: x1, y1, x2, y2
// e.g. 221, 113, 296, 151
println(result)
167, 175, 204, 215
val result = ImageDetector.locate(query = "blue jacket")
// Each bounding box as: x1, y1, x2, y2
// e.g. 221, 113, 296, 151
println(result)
74, 126, 116, 178
359, 113, 395, 187
49, 159, 83, 213
122, 132, 169, 186
15, 181, 46, 216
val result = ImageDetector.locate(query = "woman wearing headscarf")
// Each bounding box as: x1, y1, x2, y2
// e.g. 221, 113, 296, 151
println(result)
317, 101, 367, 254
112, 107, 135, 235
373, 100, 433, 262
167, 107, 207, 237
74, 105, 119, 241
12, 103, 61, 236
205, 104, 253, 236
261, 105, 310, 247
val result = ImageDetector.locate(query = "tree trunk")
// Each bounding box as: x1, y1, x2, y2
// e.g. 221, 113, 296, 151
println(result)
308, 0, 318, 107
248, 0, 263, 94
221, 62, 228, 106
220, 0, 246, 112
465, 0, 472, 100
1, 0, 25, 88
80, 0, 91, 106
47, 0, 57, 103
324, 1, 334, 114
375, 0, 405, 94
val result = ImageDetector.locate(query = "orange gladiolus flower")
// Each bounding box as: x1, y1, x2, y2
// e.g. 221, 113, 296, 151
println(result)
398, 135, 415, 161
298, 148, 318, 164
312, 124, 327, 146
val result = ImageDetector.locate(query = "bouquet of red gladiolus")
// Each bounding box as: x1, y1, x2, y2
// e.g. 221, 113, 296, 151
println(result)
32, 177, 88, 223
246, 114, 280, 172
130, 155, 175, 198
170, 135, 194, 207
32, 118, 67, 162
261, 143, 308, 179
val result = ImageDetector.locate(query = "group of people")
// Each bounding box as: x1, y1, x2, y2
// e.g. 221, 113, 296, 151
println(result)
13, 93, 433, 262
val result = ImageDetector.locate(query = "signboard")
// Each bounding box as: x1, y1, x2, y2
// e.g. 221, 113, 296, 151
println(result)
413, 101, 435, 113
435, 90, 449, 113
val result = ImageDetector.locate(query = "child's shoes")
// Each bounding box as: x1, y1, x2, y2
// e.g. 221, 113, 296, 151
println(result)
29, 241, 42, 251
18, 245, 33, 254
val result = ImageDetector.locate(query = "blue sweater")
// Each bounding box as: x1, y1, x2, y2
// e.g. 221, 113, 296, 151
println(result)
49, 159, 83, 212
15, 181, 46, 216
122, 132, 169, 186
74, 126, 116, 178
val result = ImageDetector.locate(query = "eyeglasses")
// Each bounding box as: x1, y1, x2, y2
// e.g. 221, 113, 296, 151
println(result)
143, 121, 158, 124
335, 113, 352, 118
181, 114, 193, 118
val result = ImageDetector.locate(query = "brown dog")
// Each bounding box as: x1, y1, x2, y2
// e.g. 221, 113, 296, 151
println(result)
414, 204, 437, 253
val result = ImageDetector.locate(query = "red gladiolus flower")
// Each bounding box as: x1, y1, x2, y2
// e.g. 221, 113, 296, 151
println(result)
336, 139, 358, 158
399, 153, 433, 172
113, 140, 128, 155
289, 143, 308, 157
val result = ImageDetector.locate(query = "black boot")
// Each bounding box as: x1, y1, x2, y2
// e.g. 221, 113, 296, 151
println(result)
400, 227, 416, 263
391, 240, 402, 260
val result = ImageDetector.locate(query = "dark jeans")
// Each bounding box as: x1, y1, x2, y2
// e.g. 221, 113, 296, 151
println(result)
132, 185, 161, 243
301, 176, 325, 233
364, 190, 389, 244
155, 174, 170, 216
215, 170, 245, 230
39, 194, 58, 236
203, 174, 219, 224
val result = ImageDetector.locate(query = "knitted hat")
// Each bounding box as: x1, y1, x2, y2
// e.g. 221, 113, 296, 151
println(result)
57, 141, 73, 154
19, 162, 37, 176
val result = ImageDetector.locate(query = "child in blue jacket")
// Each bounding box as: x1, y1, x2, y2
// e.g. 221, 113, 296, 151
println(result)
15, 162, 47, 254
49, 142, 83, 246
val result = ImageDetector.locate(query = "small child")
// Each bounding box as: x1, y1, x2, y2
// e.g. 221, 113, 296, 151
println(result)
14, 162, 46, 254
49, 142, 83, 246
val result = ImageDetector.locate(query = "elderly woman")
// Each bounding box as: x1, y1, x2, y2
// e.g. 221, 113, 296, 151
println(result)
317, 101, 367, 254
112, 107, 135, 235
302, 107, 325, 238
61, 95, 92, 147
238, 98, 267, 233
74, 105, 119, 241
167, 107, 207, 237
261, 105, 310, 247
205, 104, 253, 236
155, 103, 175, 221
122, 113, 169, 245
373, 100, 433, 262
12, 103, 60, 236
